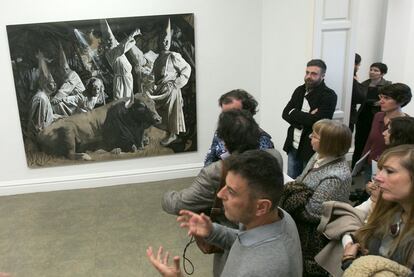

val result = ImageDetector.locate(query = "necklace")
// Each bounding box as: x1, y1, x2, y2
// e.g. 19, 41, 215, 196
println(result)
389, 212, 403, 238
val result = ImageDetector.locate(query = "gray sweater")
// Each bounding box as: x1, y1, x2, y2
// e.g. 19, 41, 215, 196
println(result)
296, 154, 352, 220
161, 149, 284, 277
206, 209, 303, 277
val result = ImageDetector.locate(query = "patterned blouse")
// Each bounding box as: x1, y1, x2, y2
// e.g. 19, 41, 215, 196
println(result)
204, 130, 275, 166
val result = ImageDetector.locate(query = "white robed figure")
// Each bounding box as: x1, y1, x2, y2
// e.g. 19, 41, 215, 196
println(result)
149, 19, 191, 146
51, 43, 86, 116
27, 52, 60, 136
101, 20, 140, 102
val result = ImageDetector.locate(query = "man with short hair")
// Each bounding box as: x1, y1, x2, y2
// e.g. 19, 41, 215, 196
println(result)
282, 59, 337, 178
204, 89, 274, 166
162, 109, 282, 277
148, 150, 302, 277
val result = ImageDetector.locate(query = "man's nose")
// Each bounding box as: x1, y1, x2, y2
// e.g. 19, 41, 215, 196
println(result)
217, 187, 226, 199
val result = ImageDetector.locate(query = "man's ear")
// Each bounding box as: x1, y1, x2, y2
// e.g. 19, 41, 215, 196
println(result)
256, 199, 272, 216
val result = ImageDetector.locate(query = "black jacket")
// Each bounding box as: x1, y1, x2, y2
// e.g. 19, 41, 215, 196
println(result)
282, 80, 337, 162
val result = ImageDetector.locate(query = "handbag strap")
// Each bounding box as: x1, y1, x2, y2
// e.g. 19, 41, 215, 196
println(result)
209, 161, 227, 221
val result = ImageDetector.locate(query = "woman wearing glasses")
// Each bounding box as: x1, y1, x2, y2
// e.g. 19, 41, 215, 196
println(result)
360, 83, 412, 181
286, 119, 352, 276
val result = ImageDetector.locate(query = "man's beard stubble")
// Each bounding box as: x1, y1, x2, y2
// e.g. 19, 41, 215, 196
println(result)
305, 78, 322, 90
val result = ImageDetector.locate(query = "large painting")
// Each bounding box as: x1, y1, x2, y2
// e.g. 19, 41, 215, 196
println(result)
7, 13, 196, 168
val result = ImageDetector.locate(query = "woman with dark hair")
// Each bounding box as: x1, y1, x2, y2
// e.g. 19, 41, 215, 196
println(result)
352, 62, 392, 167
342, 144, 414, 274
363, 116, 414, 206
383, 116, 414, 147
361, 83, 412, 180
204, 89, 274, 166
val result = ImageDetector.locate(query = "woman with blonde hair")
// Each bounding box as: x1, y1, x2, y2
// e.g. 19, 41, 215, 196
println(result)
297, 119, 353, 219
343, 144, 414, 272
282, 119, 352, 276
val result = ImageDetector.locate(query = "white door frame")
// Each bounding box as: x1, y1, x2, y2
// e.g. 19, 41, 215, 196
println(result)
312, 0, 359, 125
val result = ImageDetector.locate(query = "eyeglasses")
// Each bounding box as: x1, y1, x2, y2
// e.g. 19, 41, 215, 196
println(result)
309, 132, 320, 140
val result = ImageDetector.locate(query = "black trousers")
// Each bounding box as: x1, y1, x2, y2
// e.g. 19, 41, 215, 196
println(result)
352, 104, 380, 168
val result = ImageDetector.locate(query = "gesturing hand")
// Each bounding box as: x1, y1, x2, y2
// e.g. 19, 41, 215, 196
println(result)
177, 210, 213, 238
366, 180, 380, 203
146, 246, 182, 277
343, 242, 360, 257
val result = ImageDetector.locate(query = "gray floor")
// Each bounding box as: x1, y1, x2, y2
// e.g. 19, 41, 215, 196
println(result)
0, 178, 213, 277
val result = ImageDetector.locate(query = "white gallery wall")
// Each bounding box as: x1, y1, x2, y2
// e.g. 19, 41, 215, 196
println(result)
0, 0, 266, 194
354, 0, 388, 81
259, 0, 314, 171
382, 0, 414, 114
1, 0, 413, 195
354, 0, 414, 114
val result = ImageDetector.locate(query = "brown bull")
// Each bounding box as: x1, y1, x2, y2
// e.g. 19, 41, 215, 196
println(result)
37, 93, 162, 160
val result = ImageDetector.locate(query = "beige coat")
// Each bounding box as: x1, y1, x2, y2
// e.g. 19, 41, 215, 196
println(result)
315, 201, 367, 277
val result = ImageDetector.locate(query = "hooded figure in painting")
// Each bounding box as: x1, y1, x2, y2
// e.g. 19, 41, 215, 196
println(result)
149, 18, 192, 146
101, 20, 140, 104
51, 43, 86, 116
27, 51, 60, 136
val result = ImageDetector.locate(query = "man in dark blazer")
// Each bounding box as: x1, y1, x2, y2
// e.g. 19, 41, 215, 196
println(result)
282, 59, 337, 178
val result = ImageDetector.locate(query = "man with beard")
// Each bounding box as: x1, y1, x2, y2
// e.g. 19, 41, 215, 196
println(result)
148, 150, 302, 277
282, 59, 337, 178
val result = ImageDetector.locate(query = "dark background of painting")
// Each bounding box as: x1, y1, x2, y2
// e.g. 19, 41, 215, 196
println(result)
7, 13, 197, 167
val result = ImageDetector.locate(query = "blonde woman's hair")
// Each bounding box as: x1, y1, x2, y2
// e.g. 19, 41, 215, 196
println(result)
312, 119, 352, 157
356, 144, 414, 266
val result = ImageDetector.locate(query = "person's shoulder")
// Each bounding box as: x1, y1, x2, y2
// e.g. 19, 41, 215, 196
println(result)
203, 160, 223, 176
319, 82, 337, 95
279, 209, 297, 226
263, 148, 283, 167
258, 130, 275, 147
381, 78, 392, 86
374, 111, 386, 119
293, 84, 306, 92
259, 128, 272, 138
361, 79, 371, 86
326, 157, 350, 170
324, 160, 352, 181
274, 209, 301, 238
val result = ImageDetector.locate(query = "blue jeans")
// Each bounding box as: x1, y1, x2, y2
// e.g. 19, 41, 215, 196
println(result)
288, 149, 307, 179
